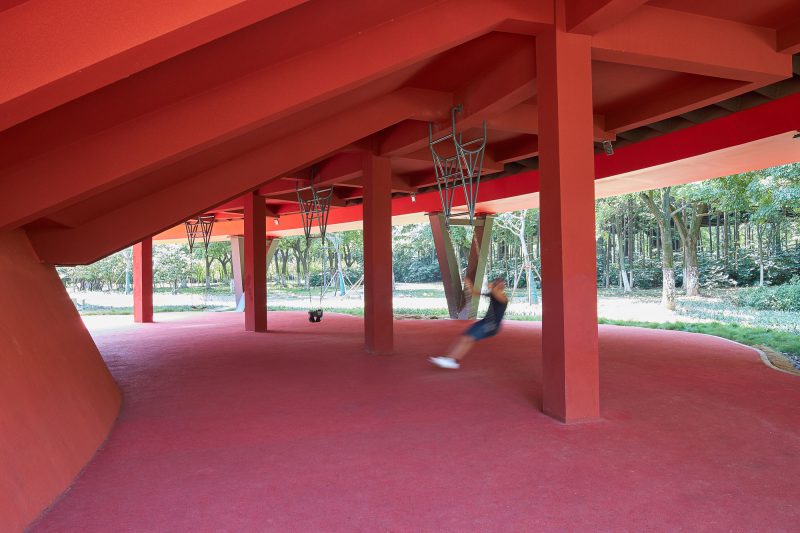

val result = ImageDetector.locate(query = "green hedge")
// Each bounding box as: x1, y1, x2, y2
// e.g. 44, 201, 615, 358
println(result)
734, 279, 800, 311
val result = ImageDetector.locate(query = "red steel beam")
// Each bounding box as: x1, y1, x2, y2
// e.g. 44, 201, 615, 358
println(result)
592, 6, 792, 82
0, 0, 310, 131
777, 19, 800, 55
567, 0, 648, 35
27, 90, 438, 265
1, 0, 546, 232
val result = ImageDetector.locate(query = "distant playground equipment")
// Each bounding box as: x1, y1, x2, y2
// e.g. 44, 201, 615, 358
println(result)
184, 214, 216, 309
320, 233, 364, 300
296, 169, 333, 322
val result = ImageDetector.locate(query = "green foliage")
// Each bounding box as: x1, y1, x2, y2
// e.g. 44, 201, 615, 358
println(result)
392, 224, 439, 283
734, 278, 800, 312
154, 244, 192, 293
58, 250, 127, 291
598, 318, 800, 359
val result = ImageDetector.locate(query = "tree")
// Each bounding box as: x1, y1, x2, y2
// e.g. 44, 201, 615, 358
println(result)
641, 188, 676, 309
154, 244, 191, 294
495, 210, 539, 303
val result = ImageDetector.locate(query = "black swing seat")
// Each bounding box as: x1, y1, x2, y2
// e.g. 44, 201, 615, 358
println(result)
308, 309, 324, 323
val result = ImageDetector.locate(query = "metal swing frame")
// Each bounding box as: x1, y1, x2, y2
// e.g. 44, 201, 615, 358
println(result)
184, 214, 216, 309
296, 170, 335, 321
296, 171, 334, 242
429, 105, 487, 226
184, 214, 216, 253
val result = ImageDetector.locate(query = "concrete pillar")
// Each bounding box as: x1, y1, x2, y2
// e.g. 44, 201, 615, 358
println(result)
133, 238, 153, 323
244, 191, 266, 332
362, 154, 393, 353
536, 21, 600, 422
266, 237, 279, 270
429, 213, 462, 319
230, 235, 244, 310
461, 215, 494, 319
430, 214, 494, 319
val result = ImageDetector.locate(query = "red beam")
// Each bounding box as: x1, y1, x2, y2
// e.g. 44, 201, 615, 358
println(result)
567, 0, 648, 35
605, 77, 752, 133
0, 0, 310, 131
2, 0, 540, 232
488, 103, 614, 141
211, 94, 800, 246
491, 135, 539, 164
592, 6, 792, 82
777, 20, 800, 55
28, 90, 433, 265
379, 42, 537, 156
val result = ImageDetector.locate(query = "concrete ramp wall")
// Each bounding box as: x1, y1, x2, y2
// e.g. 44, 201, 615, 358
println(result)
0, 230, 121, 531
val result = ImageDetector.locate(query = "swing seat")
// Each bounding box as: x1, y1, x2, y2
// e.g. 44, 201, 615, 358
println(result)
308, 309, 323, 323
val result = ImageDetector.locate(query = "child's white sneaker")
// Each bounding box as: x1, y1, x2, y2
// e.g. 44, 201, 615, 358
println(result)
428, 356, 460, 369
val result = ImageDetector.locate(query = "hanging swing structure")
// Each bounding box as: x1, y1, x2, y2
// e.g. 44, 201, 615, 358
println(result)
184, 214, 216, 309
296, 171, 334, 322
429, 105, 487, 226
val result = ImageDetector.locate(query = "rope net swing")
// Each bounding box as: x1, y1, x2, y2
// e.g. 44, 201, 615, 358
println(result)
184, 214, 216, 308
429, 104, 487, 226
296, 169, 334, 322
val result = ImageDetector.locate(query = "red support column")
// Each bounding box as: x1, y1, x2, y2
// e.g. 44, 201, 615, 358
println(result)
133, 238, 153, 323
536, 18, 600, 422
362, 154, 393, 353
244, 191, 266, 332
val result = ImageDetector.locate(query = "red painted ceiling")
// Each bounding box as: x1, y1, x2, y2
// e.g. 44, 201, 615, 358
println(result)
0, 0, 798, 263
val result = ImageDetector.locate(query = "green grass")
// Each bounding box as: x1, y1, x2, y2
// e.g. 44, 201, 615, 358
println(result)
598, 318, 800, 360
154, 286, 231, 295
80, 304, 225, 315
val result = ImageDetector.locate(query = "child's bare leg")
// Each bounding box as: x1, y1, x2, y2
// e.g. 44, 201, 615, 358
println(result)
446, 335, 475, 361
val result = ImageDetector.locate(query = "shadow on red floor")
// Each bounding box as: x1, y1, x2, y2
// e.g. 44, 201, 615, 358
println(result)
32, 312, 799, 531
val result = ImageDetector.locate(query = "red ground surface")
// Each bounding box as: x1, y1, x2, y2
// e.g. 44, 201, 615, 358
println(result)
32, 312, 799, 531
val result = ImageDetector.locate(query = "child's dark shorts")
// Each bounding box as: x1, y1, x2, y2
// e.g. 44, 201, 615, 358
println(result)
465, 318, 501, 341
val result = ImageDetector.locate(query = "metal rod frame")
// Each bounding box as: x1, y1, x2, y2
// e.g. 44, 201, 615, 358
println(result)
184, 214, 216, 253
296, 169, 334, 242
429, 105, 487, 226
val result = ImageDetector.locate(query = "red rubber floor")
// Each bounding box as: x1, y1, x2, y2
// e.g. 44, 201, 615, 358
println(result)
32, 312, 799, 531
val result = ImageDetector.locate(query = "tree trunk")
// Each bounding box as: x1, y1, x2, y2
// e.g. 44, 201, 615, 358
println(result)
757, 224, 765, 287
641, 190, 675, 309
684, 241, 699, 297
616, 216, 631, 292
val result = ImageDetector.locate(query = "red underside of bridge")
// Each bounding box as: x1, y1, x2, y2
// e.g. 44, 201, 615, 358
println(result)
3, 0, 800, 530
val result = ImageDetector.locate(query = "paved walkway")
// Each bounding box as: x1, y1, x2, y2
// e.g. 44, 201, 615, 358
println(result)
34, 312, 799, 531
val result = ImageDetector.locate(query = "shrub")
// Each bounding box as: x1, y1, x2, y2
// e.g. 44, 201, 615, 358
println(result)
734, 278, 800, 311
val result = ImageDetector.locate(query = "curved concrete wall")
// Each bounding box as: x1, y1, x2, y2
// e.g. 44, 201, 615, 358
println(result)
0, 230, 121, 531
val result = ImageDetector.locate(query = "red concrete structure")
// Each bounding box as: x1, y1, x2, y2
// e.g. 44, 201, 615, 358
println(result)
362, 155, 394, 353
244, 191, 267, 332
132, 239, 153, 323
0, 231, 120, 532
2, 0, 800, 528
